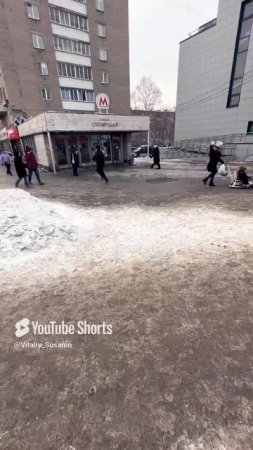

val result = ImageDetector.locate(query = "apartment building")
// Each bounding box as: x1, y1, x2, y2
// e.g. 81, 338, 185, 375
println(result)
175, 0, 253, 160
0, 0, 146, 169
0, 0, 130, 127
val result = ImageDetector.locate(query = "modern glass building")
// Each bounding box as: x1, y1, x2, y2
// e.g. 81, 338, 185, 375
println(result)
175, 0, 253, 160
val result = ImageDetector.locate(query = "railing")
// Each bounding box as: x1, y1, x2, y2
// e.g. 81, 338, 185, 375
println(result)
160, 133, 253, 161
160, 147, 209, 160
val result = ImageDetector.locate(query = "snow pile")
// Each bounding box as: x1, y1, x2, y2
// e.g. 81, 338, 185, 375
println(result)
0, 190, 77, 269
0, 188, 252, 278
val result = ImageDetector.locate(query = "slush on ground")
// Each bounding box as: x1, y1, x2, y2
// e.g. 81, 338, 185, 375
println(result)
0, 160, 253, 449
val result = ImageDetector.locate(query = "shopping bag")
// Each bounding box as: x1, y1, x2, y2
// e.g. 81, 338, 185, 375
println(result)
217, 164, 228, 177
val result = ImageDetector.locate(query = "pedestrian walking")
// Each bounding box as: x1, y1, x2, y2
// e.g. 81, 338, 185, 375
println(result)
14, 149, 29, 188
202, 141, 225, 187
0, 150, 12, 175
150, 146, 161, 169
24, 146, 44, 185
71, 146, 80, 176
93, 145, 109, 183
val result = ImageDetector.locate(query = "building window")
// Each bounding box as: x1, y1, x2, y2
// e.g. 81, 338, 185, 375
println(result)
42, 88, 52, 101
61, 88, 94, 102
27, 4, 40, 20
37, 62, 48, 76
247, 121, 253, 132
49, 6, 88, 31
57, 62, 92, 80
101, 71, 109, 84
99, 48, 107, 61
32, 34, 45, 49
53, 36, 90, 56
227, 0, 253, 108
96, 0, 105, 12
97, 23, 106, 37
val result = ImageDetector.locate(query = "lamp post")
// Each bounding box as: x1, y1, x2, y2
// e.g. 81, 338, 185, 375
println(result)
147, 129, 150, 161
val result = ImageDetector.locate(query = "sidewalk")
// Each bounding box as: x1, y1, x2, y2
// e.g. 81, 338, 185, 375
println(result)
0, 161, 253, 449
1, 159, 252, 210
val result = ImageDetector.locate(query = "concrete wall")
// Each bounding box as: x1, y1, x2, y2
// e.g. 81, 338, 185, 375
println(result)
34, 134, 49, 167
18, 113, 47, 137
175, 0, 253, 141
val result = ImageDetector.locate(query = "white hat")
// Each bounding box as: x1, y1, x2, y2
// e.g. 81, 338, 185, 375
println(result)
215, 141, 223, 148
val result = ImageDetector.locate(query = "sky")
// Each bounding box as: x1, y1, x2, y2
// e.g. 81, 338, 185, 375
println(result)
129, 0, 219, 109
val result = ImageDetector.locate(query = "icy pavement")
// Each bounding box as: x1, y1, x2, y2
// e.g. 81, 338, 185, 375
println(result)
1, 168, 253, 450
0, 188, 252, 280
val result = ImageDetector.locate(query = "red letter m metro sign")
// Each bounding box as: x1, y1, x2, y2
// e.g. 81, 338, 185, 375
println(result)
96, 93, 110, 111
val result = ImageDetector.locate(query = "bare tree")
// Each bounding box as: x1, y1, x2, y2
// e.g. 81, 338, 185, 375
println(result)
131, 91, 139, 110
131, 77, 162, 111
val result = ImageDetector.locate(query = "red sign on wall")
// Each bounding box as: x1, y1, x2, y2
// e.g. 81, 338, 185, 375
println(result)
96, 93, 110, 110
7, 126, 20, 141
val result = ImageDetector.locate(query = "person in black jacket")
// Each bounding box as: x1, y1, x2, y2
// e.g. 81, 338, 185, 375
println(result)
93, 145, 109, 183
202, 141, 225, 187
71, 146, 80, 176
150, 146, 161, 169
14, 149, 29, 188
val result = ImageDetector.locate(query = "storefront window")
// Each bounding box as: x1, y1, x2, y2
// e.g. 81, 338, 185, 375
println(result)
67, 135, 78, 154
112, 135, 121, 162
101, 135, 111, 162
79, 135, 90, 163
91, 135, 101, 160
91, 135, 112, 162
54, 136, 67, 166
52, 132, 123, 168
